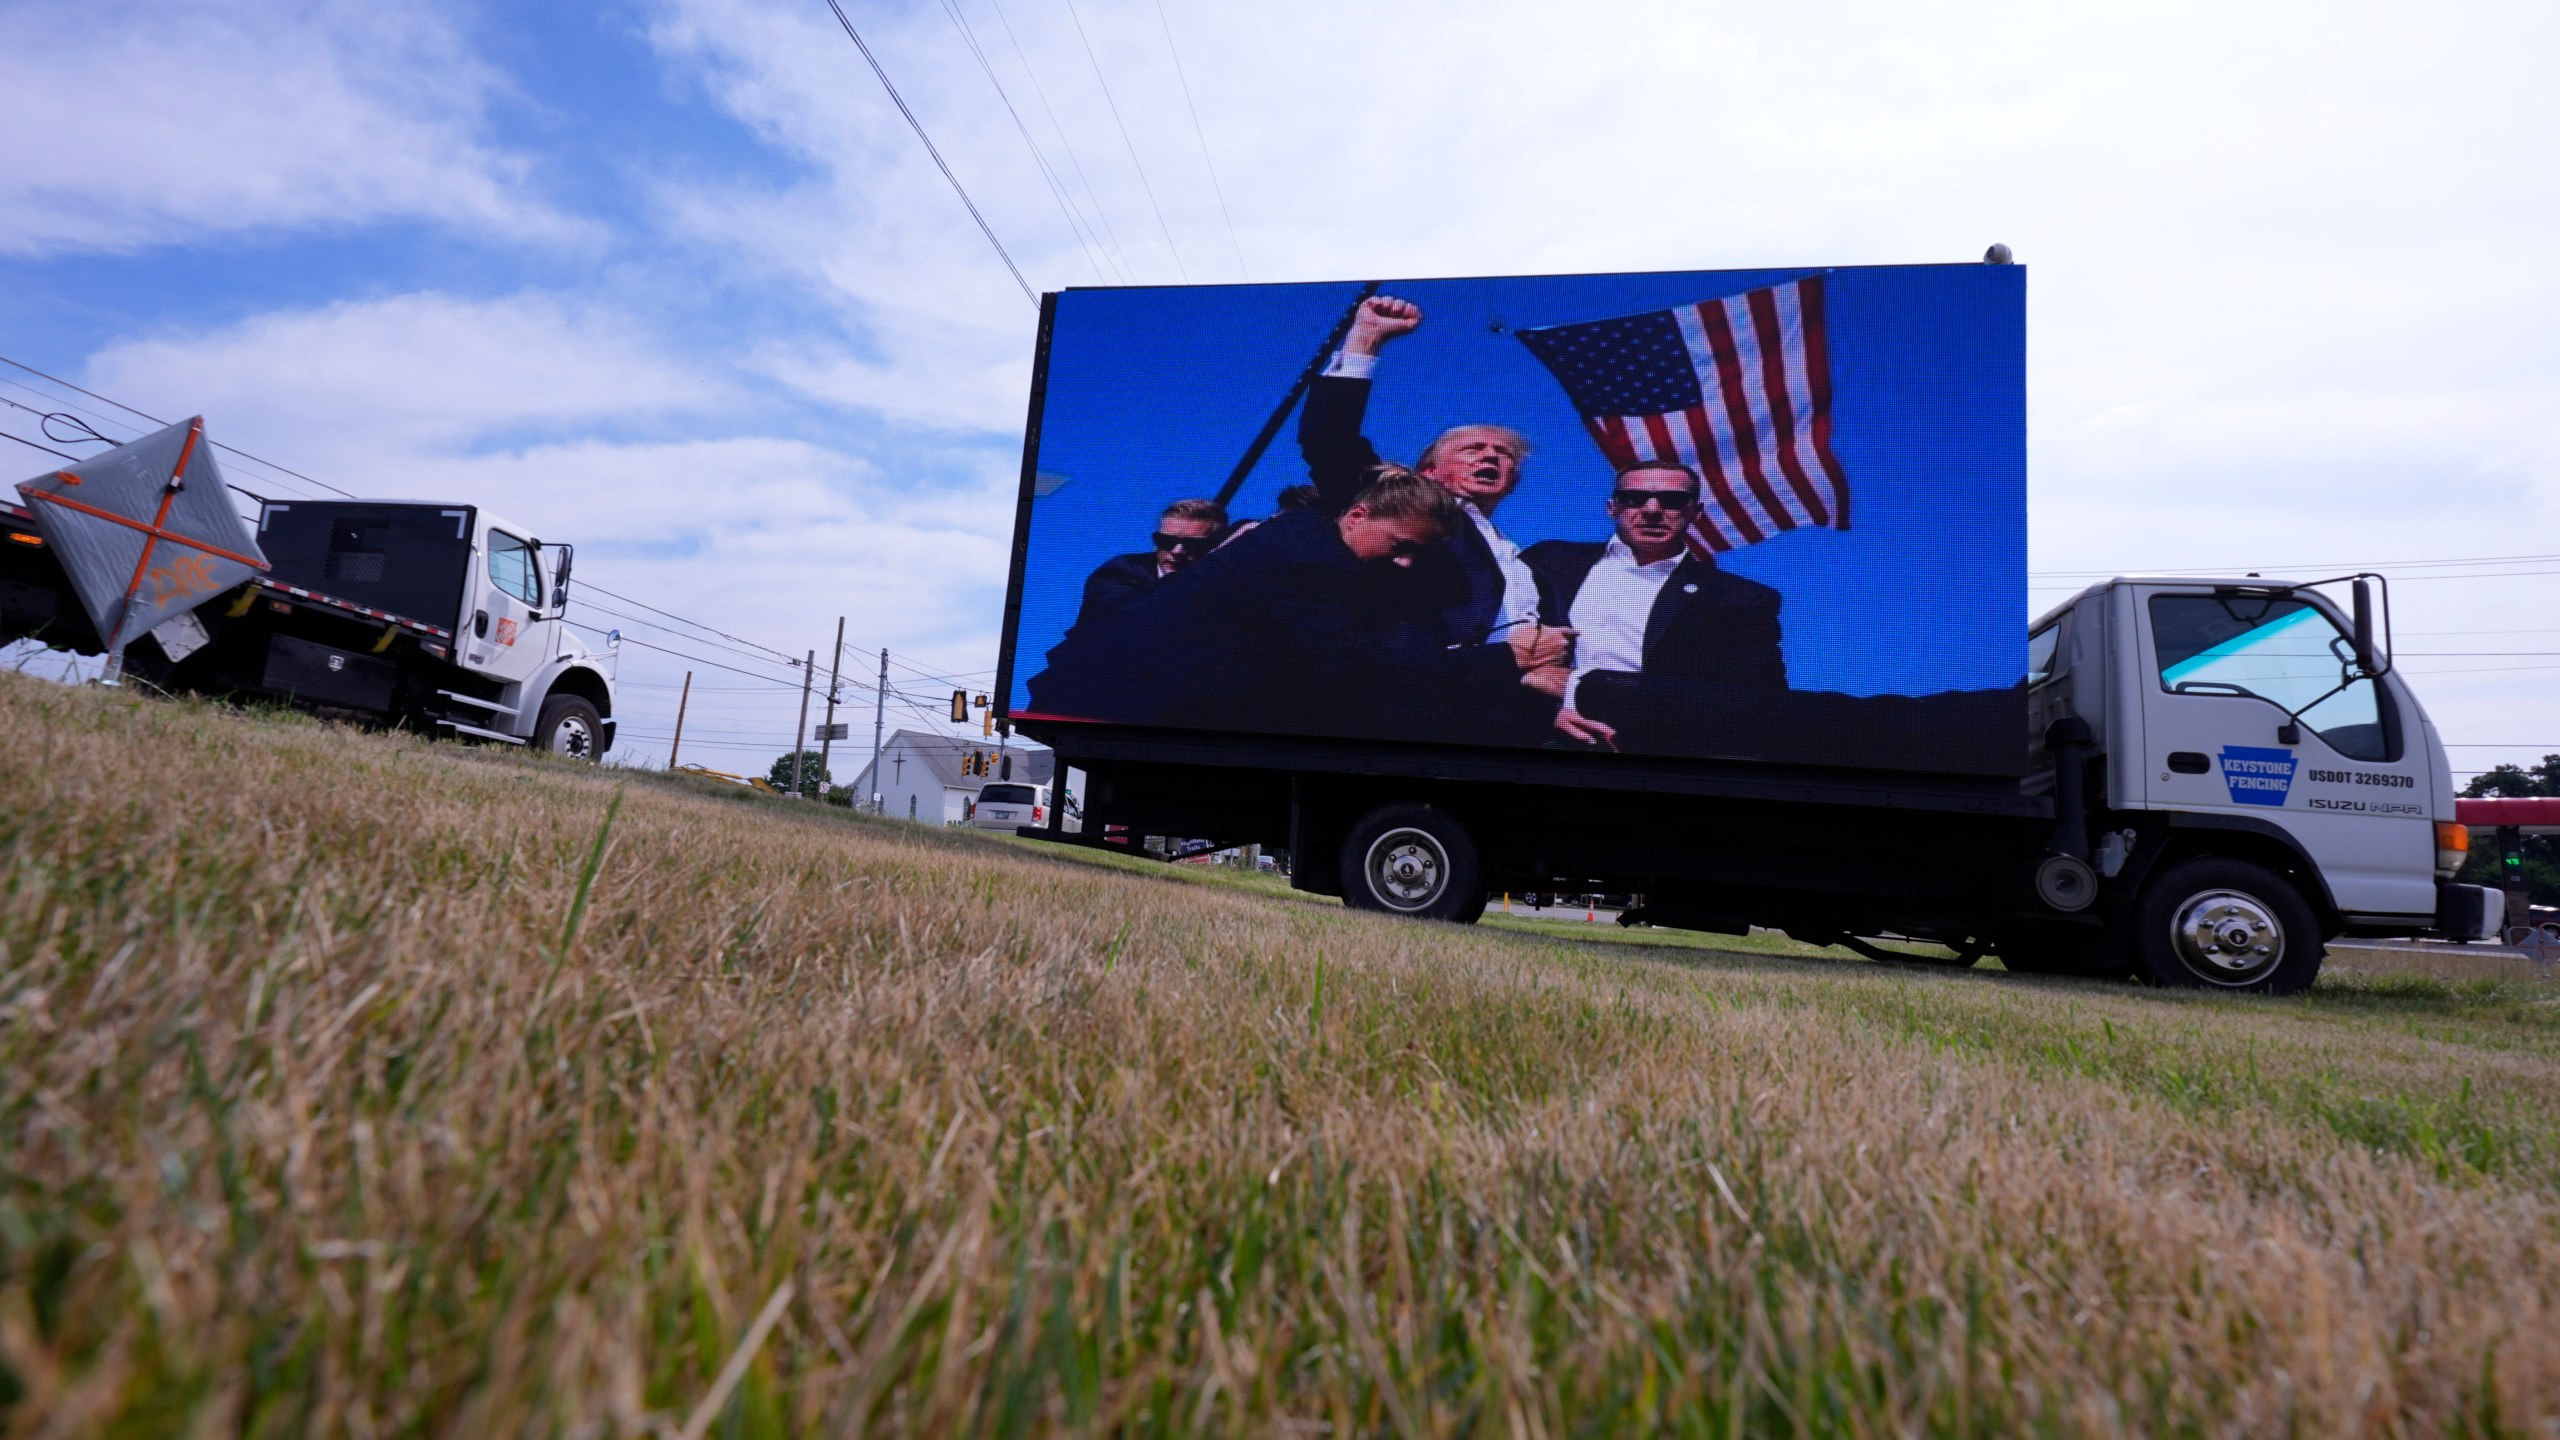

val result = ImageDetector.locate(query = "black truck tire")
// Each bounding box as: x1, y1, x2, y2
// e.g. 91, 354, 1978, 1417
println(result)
534, 694, 604, 762
2128, 857, 2323, 995
1339, 804, 1482, 923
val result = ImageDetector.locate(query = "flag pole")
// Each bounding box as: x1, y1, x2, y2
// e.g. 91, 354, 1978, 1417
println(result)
1211, 282, 1383, 511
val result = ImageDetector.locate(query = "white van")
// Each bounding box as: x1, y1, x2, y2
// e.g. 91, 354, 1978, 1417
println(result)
970, 782, 1047, 832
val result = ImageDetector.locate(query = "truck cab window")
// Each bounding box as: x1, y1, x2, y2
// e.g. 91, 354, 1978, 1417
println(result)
488, 532, 543, 607
2027, 621, 2063, 687
2149, 593, 2394, 761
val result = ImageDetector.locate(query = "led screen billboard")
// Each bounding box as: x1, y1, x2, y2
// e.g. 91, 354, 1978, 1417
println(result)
1000, 263, 2026, 776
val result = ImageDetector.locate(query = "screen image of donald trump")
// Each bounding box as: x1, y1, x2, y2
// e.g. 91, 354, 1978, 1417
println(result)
1008, 262, 2029, 775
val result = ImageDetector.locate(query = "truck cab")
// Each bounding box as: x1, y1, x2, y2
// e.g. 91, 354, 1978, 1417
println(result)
223, 499, 619, 758
430, 506, 617, 757
2019, 574, 2489, 987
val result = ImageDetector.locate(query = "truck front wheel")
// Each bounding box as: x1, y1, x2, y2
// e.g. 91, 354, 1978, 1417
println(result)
2129, 858, 2322, 995
1339, 804, 1481, 923
535, 695, 604, 763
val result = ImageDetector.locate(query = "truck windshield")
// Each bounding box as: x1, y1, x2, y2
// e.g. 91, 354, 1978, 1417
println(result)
978, 784, 1036, 805
2150, 593, 2392, 761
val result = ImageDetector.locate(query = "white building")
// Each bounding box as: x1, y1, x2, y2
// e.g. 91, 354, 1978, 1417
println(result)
845, 730, 1055, 825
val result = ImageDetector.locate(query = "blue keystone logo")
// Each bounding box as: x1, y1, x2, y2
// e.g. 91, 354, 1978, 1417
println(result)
2217, 746, 2297, 807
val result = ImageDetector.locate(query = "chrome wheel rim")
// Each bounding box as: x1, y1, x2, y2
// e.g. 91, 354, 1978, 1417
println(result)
2169, 888, 2283, 985
553, 713, 595, 758
1364, 828, 1448, 912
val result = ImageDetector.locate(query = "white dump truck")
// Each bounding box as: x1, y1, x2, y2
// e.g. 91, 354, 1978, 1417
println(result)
3, 417, 618, 759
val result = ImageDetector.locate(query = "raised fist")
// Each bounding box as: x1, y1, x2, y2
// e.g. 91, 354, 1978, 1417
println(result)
1345, 294, 1422, 356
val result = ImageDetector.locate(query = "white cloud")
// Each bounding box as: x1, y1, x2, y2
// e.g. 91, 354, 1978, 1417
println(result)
0, 0, 578, 256
83, 292, 719, 454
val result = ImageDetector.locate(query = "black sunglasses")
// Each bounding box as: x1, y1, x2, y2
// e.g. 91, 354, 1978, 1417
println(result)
1153, 530, 1215, 552
1610, 489, 1700, 510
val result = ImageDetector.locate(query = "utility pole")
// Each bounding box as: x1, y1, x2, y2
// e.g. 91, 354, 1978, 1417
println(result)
817, 616, 844, 795
790, 648, 814, 798
667, 670, 693, 770
870, 648, 889, 813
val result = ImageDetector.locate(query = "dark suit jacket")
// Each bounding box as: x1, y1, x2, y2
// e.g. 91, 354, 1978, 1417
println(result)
1299, 373, 1504, 647
1026, 510, 1521, 739
1075, 551, 1159, 630
1521, 541, 1788, 691
1521, 540, 1788, 748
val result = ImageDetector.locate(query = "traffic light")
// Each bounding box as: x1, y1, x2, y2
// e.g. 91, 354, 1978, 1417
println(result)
949, 689, 969, 723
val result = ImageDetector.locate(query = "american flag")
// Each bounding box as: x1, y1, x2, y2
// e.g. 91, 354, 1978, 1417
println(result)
1515, 274, 1849, 553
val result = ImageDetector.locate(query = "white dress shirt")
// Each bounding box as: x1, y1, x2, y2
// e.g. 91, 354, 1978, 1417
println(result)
1459, 502, 1540, 636
1563, 538, 1684, 710
1327, 347, 1539, 640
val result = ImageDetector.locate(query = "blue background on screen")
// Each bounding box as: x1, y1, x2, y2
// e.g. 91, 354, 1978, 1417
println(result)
1007, 263, 2024, 716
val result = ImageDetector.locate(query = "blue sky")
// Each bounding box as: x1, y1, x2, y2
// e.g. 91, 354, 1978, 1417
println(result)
3, 0, 2555, 778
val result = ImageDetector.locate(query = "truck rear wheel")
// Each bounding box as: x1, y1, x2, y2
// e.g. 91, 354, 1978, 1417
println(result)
1339, 804, 1481, 923
535, 695, 603, 763
2129, 858, 2322, 995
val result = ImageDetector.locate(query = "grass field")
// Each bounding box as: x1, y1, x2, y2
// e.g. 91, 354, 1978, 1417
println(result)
5, 671, 2560, 1436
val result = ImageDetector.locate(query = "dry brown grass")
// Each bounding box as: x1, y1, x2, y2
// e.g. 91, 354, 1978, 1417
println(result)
5, 671, 2560, 1436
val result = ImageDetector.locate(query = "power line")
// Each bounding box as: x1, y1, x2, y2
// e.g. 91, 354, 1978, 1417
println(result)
573, 628, 808, 690
884, 651, 996, 686
2030, 570, 2560, 592
2030, 549, 2560, 578
622, 680, 833, 694
1149, 0, 1246, 280
940, 0, 1112, 284
578, 582, 803, 665
0, 352, 355, 497
573, 600, 804, 676
1061, 0, 1187, 281
987, 0, 1138, 284
0, 427, 80, 462
819, 0, 1037, 305
1, 381, 326, 507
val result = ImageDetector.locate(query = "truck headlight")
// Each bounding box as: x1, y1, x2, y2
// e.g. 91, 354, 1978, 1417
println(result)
2434, 821, 2470, 877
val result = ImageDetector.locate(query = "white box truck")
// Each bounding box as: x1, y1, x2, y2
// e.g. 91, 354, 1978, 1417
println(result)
986, 260, 2501, 993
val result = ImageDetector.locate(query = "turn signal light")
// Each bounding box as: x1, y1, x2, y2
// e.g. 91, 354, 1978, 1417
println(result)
2435, 820, 2471, 876
5, 531, 41, 547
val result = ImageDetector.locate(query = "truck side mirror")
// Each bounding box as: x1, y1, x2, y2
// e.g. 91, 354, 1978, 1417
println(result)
549, 543, 574, 613
2351, 578, 2376, 674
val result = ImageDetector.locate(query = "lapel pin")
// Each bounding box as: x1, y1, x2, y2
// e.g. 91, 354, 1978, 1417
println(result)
1682, 582, 1698, 593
